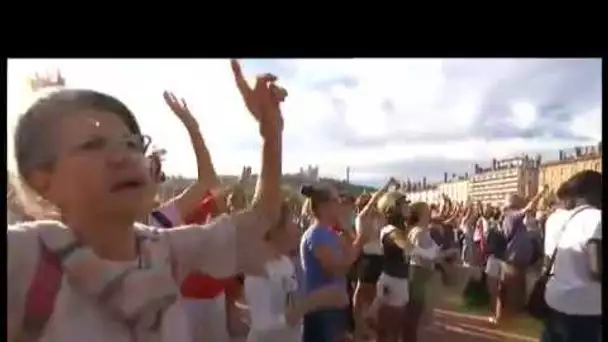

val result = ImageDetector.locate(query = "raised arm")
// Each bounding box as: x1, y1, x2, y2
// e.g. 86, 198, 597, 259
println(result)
210, 166, 252, 214
313, 229, 359, 278
163, 60, 286, 278
159, 91, 220, 218
233, 59, 284, 222
437, 194, 449, 218
442, 197, 460, 225
518, 185, 549, 215
358, 177, 396, 219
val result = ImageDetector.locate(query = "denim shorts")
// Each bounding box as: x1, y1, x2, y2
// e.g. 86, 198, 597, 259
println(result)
302, 309, 347, 342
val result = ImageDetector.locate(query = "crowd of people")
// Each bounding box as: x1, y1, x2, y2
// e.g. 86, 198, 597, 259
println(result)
7, 62, 601, 342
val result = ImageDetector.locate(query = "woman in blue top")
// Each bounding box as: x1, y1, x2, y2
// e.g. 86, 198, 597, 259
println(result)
299, 185, 366, 342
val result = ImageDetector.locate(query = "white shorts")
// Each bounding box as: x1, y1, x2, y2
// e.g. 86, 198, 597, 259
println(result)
182, 293, 229, 342
376, 273, 409, 307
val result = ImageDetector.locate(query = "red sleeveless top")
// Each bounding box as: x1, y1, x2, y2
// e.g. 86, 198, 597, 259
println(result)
181, 193, 230, 299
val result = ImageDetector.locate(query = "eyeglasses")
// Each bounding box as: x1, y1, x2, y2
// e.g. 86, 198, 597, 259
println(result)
34, 134, 152, 169
69, 133, 152, 156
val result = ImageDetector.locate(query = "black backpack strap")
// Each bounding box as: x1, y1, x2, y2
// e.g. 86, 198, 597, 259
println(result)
150, 210, 174, 229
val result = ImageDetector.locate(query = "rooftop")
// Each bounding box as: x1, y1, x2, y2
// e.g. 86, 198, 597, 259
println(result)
541, 153, 601, 168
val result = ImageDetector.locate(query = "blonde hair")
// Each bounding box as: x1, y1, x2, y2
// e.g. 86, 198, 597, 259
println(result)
377, 191, 405, 215
406, 201, 429, 227
301, 197, 312, 218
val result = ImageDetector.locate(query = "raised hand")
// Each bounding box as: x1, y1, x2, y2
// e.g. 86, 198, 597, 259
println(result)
163, 91, 198, 128
541, 184, 549, 194
382, 177, 398, 191
239, 166, 253, 185
389, 177, 399, 187
230, 59, 287, 137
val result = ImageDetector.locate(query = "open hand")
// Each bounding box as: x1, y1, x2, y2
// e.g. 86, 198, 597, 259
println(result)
230, 59, 287, 138
163, 91, 198, 128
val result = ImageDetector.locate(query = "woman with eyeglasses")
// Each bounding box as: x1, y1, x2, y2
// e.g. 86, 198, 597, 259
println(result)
7, 60, 286, 342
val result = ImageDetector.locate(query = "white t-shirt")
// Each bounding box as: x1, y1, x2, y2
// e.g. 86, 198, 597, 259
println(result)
544, 206, 602, 315
408, 227, 440, 266
244, 256, 299, 334
357, 216, 383, 255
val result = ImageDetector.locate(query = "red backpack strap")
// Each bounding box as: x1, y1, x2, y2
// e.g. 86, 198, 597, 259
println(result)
21, 239, 63, 340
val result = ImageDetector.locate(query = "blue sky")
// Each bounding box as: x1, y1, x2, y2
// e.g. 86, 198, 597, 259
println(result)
7, 58, 602, 186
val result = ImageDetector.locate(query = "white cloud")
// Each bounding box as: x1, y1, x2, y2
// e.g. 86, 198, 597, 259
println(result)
510, 101, 538, 129
7, 58, 601, 184
570, 106, 602, 141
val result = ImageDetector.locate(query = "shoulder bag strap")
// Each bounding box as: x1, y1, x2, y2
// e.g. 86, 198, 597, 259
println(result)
544, 205, 592, 277
21, 240, 63, 341
150, 210, 174, 229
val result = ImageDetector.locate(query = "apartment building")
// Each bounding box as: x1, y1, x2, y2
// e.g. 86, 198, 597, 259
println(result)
402, 177, 441, 203
437, 172, 470, 203
539, 143, 602, 193
470, 155, 541, 205
405, 187, 441, 203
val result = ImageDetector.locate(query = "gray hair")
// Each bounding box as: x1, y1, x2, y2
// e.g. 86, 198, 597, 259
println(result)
13, 89, 142, 217
14, 89, 141, 182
